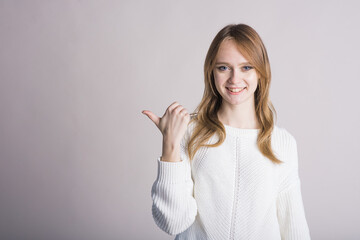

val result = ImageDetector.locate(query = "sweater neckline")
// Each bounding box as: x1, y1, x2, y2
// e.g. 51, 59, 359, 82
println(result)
223, 123, 260, 136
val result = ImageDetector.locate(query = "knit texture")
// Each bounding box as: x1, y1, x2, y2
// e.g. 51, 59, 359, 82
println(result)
151, 122, 311, 240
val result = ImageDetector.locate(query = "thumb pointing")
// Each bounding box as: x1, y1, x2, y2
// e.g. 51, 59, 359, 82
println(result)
142, 110, 160, 127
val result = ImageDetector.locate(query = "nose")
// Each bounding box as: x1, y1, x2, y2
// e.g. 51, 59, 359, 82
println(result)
229, 68, 243, 84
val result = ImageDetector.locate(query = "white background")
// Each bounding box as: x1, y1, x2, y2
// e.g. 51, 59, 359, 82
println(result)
0, 0, 359, 239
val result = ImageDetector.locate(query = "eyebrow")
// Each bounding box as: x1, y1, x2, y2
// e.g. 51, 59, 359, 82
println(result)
215, 61, 251, 65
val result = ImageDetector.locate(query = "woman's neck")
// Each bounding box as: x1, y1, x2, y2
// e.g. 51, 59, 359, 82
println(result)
217, 102, 260, 129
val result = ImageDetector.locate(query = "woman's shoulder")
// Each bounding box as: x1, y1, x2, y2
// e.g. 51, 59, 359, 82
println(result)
272, 125, 297, 146
271, 125, 298, 164
180, 119, 198, 147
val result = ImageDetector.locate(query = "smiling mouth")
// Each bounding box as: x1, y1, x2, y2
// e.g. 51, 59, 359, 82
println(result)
226, 87, 246, 93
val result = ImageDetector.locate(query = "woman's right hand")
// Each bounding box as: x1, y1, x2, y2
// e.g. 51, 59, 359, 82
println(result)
142, 101, 190, 146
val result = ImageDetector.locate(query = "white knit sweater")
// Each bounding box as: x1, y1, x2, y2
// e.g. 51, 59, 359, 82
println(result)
151, 121, 311, 240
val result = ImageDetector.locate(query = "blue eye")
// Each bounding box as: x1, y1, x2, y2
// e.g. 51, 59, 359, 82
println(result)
217, 66, 229, 71
243, 66, 253, 71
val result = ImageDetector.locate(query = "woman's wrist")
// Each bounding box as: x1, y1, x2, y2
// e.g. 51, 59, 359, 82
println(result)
161, 138, 181, 162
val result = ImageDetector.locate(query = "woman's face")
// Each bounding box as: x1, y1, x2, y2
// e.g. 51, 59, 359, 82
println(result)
213, 39, 258, 107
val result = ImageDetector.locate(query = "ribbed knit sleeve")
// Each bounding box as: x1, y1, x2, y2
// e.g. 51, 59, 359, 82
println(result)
150, 132, 198, 235
276, 135, 311, 240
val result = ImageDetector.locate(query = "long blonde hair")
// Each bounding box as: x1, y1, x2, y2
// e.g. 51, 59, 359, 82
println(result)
187, 23, 283, 164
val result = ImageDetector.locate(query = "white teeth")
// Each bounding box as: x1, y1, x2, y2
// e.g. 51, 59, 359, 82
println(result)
227, 87, 245, 93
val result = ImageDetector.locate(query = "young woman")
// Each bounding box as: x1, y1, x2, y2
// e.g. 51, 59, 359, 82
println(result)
142, 23, 311, 240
